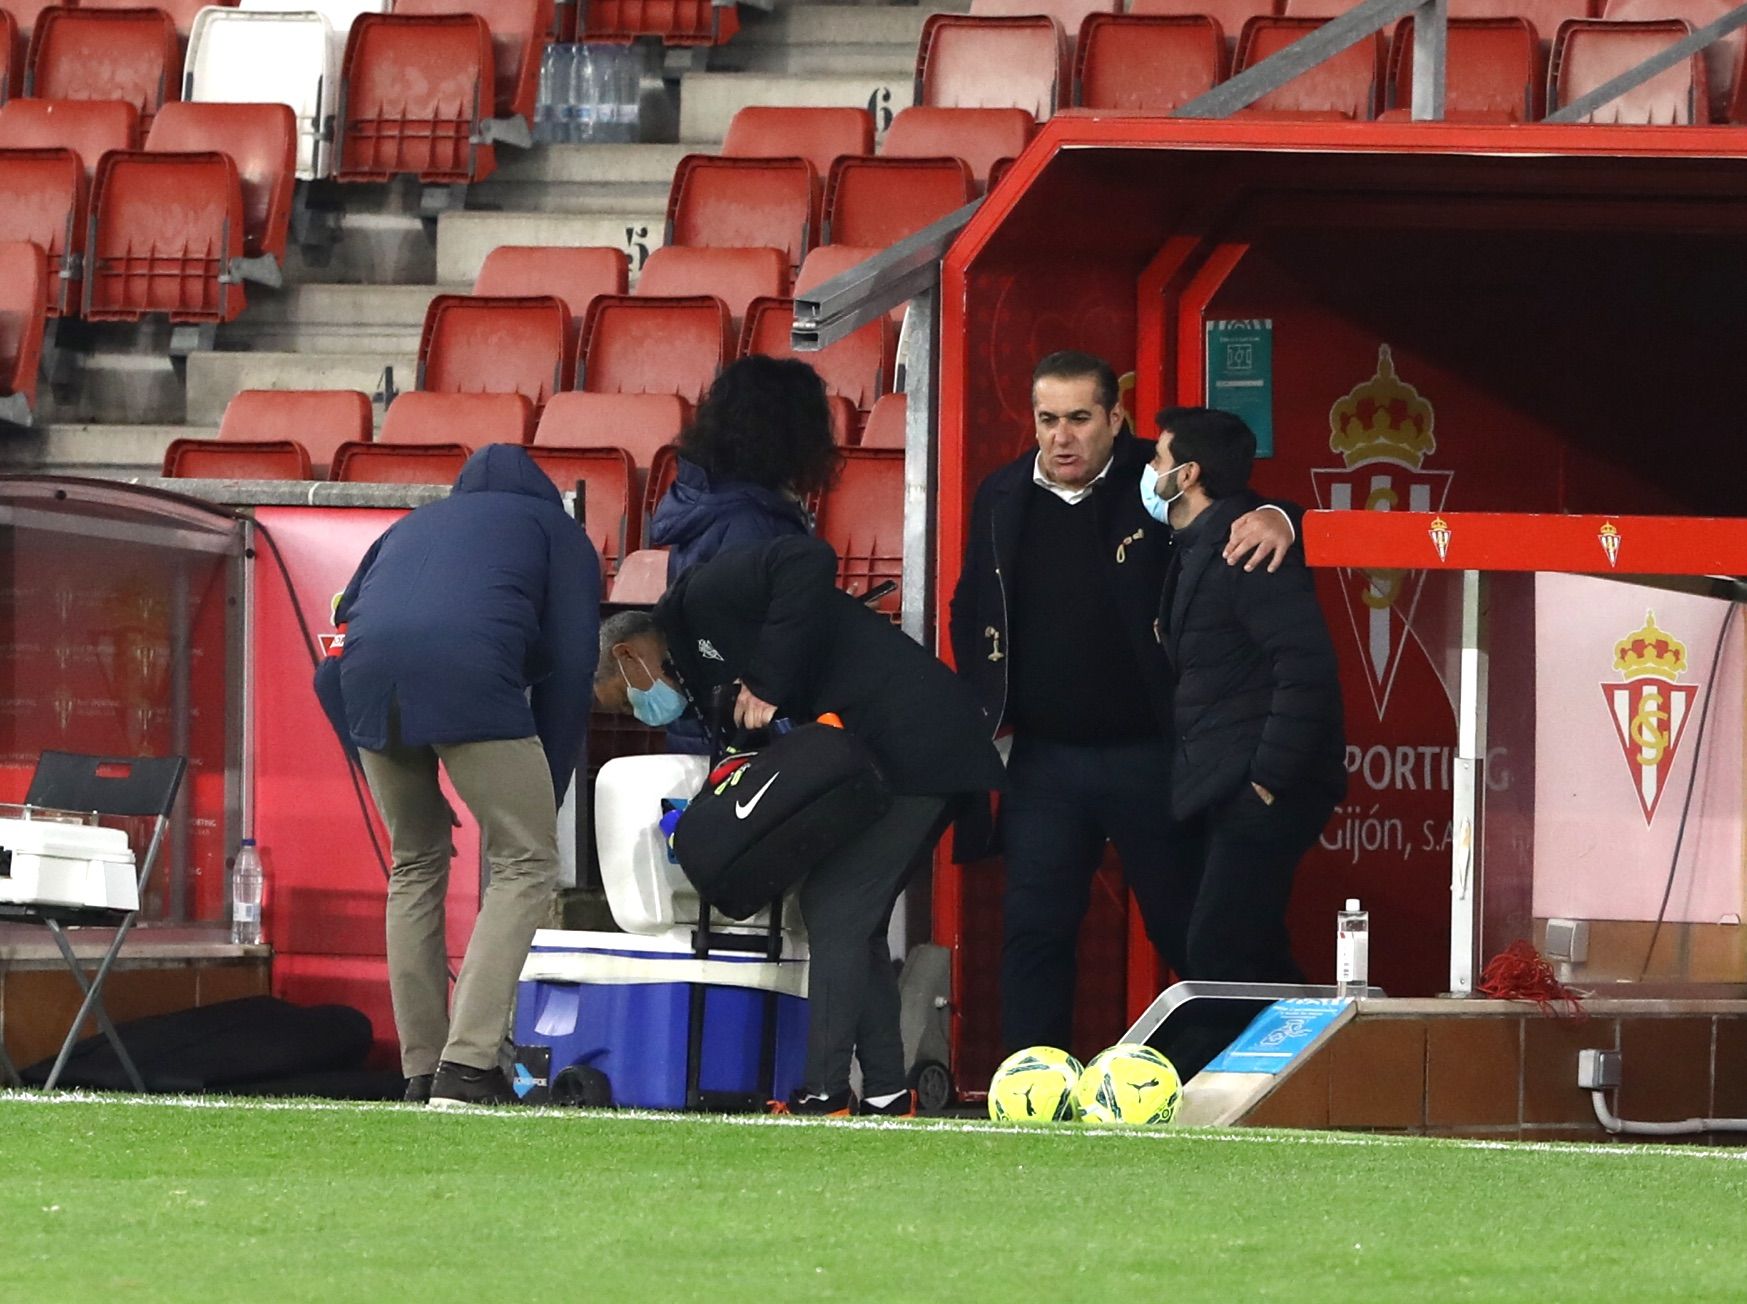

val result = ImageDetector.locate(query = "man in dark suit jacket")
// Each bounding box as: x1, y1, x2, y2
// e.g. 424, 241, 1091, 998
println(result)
593, 535, 1004, 1116
1148, 406, 1346, 1022
949, 351, 1299, 1056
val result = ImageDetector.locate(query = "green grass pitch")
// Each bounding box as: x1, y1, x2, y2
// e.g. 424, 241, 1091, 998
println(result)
3, 1095, 1745, 1302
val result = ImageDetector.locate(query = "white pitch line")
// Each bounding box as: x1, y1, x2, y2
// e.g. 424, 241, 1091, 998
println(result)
3, 1089, 1745, 1164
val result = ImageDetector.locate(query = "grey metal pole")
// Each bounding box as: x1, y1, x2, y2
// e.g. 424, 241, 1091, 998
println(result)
1410, 0, 1447, 122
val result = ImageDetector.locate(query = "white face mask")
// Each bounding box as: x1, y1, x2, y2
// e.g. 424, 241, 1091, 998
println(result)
1139, 463, 1188, 523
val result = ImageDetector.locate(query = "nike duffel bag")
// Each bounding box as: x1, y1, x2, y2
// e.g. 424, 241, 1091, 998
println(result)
671, 721, 893, 920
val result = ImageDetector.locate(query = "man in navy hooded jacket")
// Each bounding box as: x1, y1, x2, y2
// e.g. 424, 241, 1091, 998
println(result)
315, 444, 600, 1108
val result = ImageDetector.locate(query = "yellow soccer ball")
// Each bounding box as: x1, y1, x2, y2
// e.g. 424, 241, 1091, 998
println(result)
1072, 1043, 1182, 1126
987, 1046, 1083, 1123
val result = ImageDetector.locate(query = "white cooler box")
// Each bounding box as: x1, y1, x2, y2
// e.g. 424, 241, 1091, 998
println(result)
0, 814, 137, 912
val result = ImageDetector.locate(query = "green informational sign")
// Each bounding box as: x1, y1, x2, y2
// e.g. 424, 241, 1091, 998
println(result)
1205, 319, 1274, 457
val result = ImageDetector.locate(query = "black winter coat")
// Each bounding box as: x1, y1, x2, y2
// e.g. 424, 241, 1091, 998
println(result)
648, 456, 812, 586
1161, 490, 1347, 819
654, 536, 1005, 800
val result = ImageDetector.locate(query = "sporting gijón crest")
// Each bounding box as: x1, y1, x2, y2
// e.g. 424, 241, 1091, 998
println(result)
1601, 611, 1699, 826
1310, 346, 1452, 719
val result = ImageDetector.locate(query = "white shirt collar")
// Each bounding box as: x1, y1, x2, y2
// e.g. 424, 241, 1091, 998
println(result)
1031, 452, 1114, 506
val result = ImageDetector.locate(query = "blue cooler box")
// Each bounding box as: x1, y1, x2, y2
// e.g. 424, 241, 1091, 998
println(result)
514, 929, 809, 1110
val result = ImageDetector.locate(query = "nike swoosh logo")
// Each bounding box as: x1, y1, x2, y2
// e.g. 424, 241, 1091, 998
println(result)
735, 772, 780, 819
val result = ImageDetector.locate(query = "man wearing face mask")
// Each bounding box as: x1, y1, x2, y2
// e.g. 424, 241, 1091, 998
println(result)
1148, 407, 1345, 1060
949, 351, 1301, 1056
594, 535, 1004, 1115
315, 444, 600, 1109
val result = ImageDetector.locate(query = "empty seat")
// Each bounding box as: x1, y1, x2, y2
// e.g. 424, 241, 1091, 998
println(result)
82, 0, 237, 38
0, 147, 83, 315
576, 294, 731, 403
1075, 14, 1227, 110
1386, 17, 1540, 121
740, 295, 894, 416
473, 245, 628, 341
524, 444, 637, 576
642, 441, 679, 538
0, 13, 20, 104
970, 0, 1114, 53
84, 150, 247, 322
882, 106, 1034, 192
916, 15, 1068, 118
581, 0, 738, 46
334, 13, 496, 184
332, 441, 471, 483
1232, 16, 1383, 118
146, 102, 296, 266
217, 387, 373, 476
666, 154, 816, 272
1551, 18, 1708, 122
823, 156, 974, 248
0, 240, 46, 420
1131, 0, 1274, 49
858, 392, 906, 450
608, 547, 668, 604
1448, 0, 1590, 47
417, 294, 572, 411
816, 447, 904, 617
27, 9, 182, 135
635, 244, 789, 328
721, 106, 873, 180
163, 438, 310, 479
397, 0, 542, 121
186, 8, 335, 180
534, 391, 690, 470
0, 97, 139, 168
381, 389, 534, 446
1603, 0, 1739, 119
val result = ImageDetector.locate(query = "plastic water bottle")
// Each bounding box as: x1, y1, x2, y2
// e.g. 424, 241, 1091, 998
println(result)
569, 44, 597, 143
535, 44, 561, 144
614, 45, 642, 143
232, 839, 264, 946
1336, 898, 1368, 998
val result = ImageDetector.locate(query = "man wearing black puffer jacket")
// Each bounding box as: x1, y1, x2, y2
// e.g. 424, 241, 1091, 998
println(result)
1147, 406, 1346, 1003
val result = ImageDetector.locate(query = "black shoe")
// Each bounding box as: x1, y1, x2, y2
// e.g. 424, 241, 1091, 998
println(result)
404, 1074, 434, 1104
428, 1060, 516, 1110
768, 1089, 853, 1117
858, 1089, 916, 1118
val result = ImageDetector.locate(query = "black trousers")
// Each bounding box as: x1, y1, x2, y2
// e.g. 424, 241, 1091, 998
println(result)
796, 793, 949, 1098
998, 735, 1185, 1054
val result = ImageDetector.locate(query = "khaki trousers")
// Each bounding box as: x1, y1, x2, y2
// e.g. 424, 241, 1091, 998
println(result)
359, 734, 558, 1076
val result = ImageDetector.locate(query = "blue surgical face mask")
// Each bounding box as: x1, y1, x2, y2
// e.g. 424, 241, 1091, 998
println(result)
622, 654, 687, 727
1139, 463, 1187, 523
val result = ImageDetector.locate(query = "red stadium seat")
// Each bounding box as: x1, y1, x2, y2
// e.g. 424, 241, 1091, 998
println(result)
1386, 18, 1541, 121
1074, 14, 1227, 111
5, 0, 60, 43
534, 391, 691, 470
635, 244, 789, 328
473, 244, 628, 346
721, 106, 873, 179
1232, 16, 1383, 118
162, 437, 310, 479
740, 296, 894, 416
0, 239, 45, 419
0, 97, 139, 172
381, 389, 534, 446
816, 447, 904, 617
525, 444, 636, 576
576, 293, 732, 402
217, 388, 373, 477
332, 441, 472, 483
417, 293, 572, 411
0, 147, 83, 315
81, 0, 237, 39
823, 156, 975, 248
581, 0, 738, 46
1602, 0, 1738, 118
642, 441, 679, 539
1131, 0, 1273, 50
666, 154, 817, 272
0, 14, 23, 106
146, 101, 296, 265
970, 0, 1114, 50
397, 0, 543, 121
858, 392, 906, 450
26, 9, 181, 136
1551, 18, 1708, 122
881, 106, 1034, 193
608, 547, 668, 603
917, 15, 1068, 118
335, 13, 496, 184
83, 150, 246, 322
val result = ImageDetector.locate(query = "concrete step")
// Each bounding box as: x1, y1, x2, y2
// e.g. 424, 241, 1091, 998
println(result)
678, 72, 914, 143
435, 209, 667, 285
713, 4, 948, 75
0, 424, 213, 478
185, 351, 409, 426
226, 285, 446, 354
471, 142, 695, 215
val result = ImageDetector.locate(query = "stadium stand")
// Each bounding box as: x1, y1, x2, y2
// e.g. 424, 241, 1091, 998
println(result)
858, 392, 906, 450
1232, 16, 1385, 118
915, 14, 1067, 118
214, 387, 372, 476
417, 294, 572, 411
333, 12, 496, 183
580, 0, 739, 46
1550, 18, 1709, 122
534, 391, 690, 472
880, 106, 1034, 193
739, 293, 894, 416
331, 440, 470, 483
720, 105, 873, 179
379, 389, 535, 446
396, 0, 543, 122
665, 153, 817, 271
473, 244, 629, 350
1385, 18, 1541, 121
0, 96, 138, 163
576, 293, 732, 402
815, 446, 903, 616
634, 244, 789, 327
1604, 0, 1740, 120
146, 101, 296, 270
1130, 0, 1272, 44
524, 443, 637, 575
823, 155, 974, 248
0, 239, 46, 421
1074, 13, 1228, 111
26, 8, 182, 135
81, 0, 236, 38
0, 146, 85, 316
162, 437, 310, 478
184, 8, 337, 180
